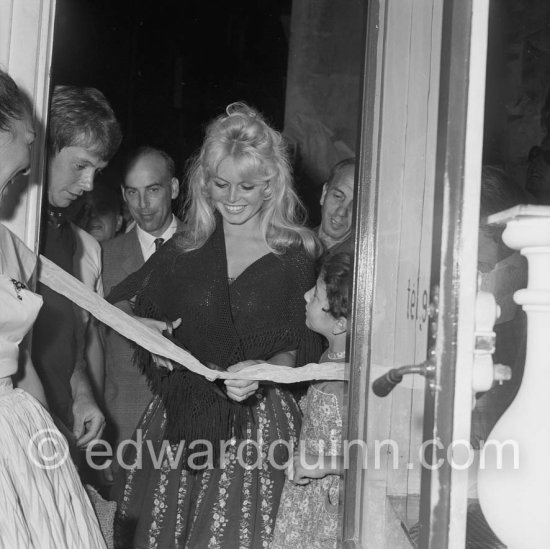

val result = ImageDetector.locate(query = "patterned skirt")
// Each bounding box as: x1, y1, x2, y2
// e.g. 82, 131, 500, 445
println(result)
113, 385, 301, 548
0, 377, 106, 549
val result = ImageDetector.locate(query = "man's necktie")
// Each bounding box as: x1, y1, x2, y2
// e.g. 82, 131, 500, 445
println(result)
154, 237, 165, 251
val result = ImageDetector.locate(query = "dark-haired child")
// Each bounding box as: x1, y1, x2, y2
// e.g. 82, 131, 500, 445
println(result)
272, 251, 351, 549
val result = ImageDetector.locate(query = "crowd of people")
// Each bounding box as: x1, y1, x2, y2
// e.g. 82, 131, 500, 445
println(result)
1, 59, 534, 548
0, 68, 356, 548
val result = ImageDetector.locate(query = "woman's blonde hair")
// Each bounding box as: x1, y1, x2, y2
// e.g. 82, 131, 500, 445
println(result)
179, 102, 319, 256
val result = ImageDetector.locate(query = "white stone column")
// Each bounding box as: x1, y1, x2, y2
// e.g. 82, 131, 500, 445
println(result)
478, 204, 550, 548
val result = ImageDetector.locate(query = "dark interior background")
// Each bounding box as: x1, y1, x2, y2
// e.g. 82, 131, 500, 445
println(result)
52, 0, 292, 180
483, 0, 550, 186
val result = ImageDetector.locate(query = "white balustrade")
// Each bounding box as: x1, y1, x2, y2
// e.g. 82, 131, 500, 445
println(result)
478, 204, 550, 548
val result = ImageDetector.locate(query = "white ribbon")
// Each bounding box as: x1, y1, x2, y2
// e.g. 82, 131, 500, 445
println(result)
37, 255, 345, 383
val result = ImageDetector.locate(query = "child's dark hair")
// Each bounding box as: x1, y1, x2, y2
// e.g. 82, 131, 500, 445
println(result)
320, 251, 352, 319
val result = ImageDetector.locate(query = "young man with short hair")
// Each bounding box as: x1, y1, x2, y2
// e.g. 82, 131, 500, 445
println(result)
32, 85, 122, 449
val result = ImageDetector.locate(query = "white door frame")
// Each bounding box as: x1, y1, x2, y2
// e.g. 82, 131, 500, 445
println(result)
0, 0, 57, 252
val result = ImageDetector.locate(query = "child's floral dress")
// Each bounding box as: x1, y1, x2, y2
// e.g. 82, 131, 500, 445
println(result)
272, 355, 345, 549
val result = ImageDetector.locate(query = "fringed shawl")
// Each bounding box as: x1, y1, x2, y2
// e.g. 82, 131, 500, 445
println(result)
107, 217, 323, 466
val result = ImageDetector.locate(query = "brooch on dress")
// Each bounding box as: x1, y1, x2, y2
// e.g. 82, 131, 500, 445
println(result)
11, 279, 26, 300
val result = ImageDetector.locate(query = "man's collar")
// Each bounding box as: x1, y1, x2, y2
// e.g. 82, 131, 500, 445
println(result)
136, 214, 177, 246
317, 226, 350, 250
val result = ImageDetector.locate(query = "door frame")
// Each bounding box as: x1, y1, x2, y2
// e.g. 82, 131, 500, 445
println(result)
0, 0, 56, 251
419, 1, 489, 547
342, 0, 489, 547
341, 0, 382, 542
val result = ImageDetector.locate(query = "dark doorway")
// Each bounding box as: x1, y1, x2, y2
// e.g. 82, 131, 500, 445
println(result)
52, 0, 292, 174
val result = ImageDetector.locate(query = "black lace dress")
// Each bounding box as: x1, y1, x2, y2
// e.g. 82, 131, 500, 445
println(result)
109, 217, 322, 548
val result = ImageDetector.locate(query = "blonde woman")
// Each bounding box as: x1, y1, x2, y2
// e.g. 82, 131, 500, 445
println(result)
109, 102, 323, 548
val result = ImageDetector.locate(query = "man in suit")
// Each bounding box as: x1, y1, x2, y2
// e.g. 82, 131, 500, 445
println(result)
102, 146, 182, 472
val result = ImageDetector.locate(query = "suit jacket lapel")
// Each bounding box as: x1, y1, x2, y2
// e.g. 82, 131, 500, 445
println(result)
120, 218, 183, 276
121, 227, 144, 276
